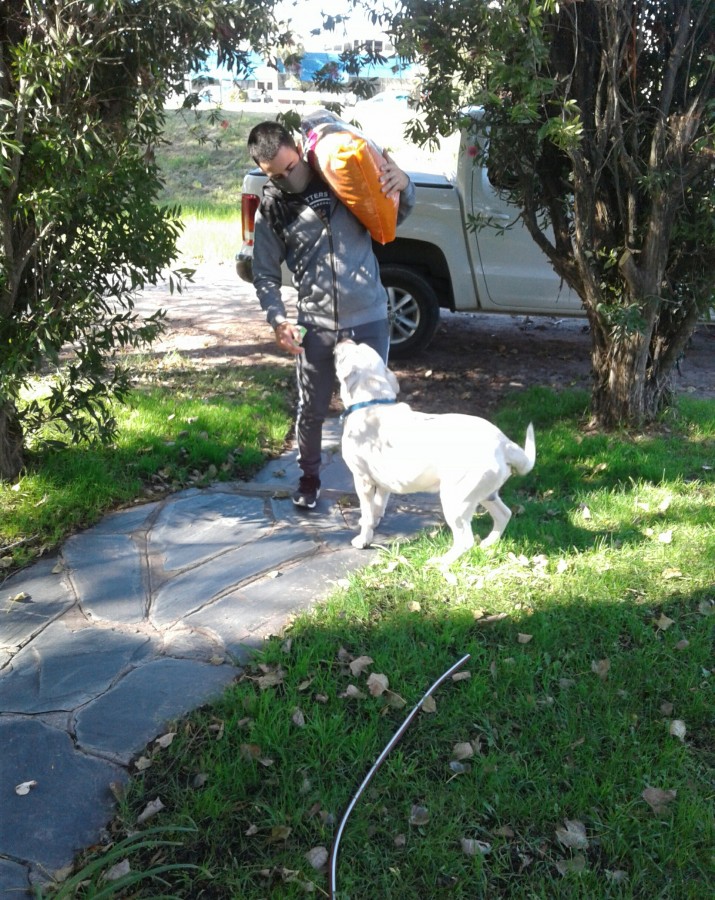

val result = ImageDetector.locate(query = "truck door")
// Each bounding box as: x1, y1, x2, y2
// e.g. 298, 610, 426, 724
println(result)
467, 134, 582, 314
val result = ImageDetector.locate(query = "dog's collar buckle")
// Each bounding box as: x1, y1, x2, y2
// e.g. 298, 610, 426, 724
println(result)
341, 398, 397, 422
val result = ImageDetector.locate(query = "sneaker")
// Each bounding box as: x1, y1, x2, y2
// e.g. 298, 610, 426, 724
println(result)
292, 475, 321, 509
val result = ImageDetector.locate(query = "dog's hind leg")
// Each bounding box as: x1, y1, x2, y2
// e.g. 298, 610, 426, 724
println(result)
479, 493, 512, 548
430, 493, 478, 565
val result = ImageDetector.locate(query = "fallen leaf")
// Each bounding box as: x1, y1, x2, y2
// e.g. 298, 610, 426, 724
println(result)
134, 756, 152, 772
384, 689, 407, 709
556, 559, 568, 574
449, 760, 470, 775
305, 846, 329, 870
605, 869, 629, 885
660, 701, 674, 716
580, 505, 592, 520
591, 658, 611, 680
245, 824, 259, 836
452, 742, 475, 761
461, 838, 491, 856
661, 568, 683, 580
642, 786, 677, 814
154, 731, 176, 749
675, 639, 689, 650
394, 833, 406, 847
192, 773, 208, 789
421, 695, 437, 714
256, 668, 285, 690
349, 655, 374, 676
341, 684, 366, 700
555, 819, 589, 850
409, 804, 430, 826
669, 719, 687, 742
654, 613, 675, 631
517, 632, 533, 644
494, 825, 515, 838
298, 677, 314, 692
292, 708, 306, 728
14, 780, 37, 796
407, 600, 422, 612
556, 854, 587, 876
452, 670, 472, 681
657, 530, 673, 544
367, 673, 389, 697
104, 859, 131, 882
136, 797, 165, 824
267, 825, 292, 843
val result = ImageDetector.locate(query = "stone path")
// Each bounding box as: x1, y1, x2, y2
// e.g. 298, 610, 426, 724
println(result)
0, 418, 441, 896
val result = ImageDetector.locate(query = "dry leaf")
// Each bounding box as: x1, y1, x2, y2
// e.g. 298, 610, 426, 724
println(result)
605, 869, 629, 885
409, 804, 430, 826
657, 530, 673, 544
349, 655, 374, 676
305, 846, 329, 870
421, 695, 437, 714
452, 670, 472, 681
642, 786, 677, 814
555, 819, 589, 849
136, 797, 164, 824
384, 689, 407, 709
556, 559, 569, 573
134, 756, 152, 772
452, 742, 475, 761
268, 825, 292, 843
240, 743, 262, 760
341, 684, 366, 700
556, 854, 587, 876
407, 600, 421, 612
517, 632, 533, 644
154, 732, 176, 749
292, 708, 306, 728
591, 658, 611, 680
367, 673, 389, 696
192, 773, 208, 789
669, 719, 687, 742
104, 860, 131, 882
661, 568, 683, 580
654, 613, 675, 631
660, 701, 674, 716
580, 505, 592, 520
297, 677, 314, 692
449, 760, 470, 775
494, 825, 515, 838
14, 780, 37, 796
675, 639, 689, 650
393, 833, 406, 847
256, 668, 285, 690
461, 838, 491, 856
245, 824, 259, 836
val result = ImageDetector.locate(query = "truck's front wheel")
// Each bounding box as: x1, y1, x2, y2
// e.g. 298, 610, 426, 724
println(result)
381, 265, 441, 358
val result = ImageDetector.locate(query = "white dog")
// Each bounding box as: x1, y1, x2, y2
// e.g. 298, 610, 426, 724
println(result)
335, 340, 536, 564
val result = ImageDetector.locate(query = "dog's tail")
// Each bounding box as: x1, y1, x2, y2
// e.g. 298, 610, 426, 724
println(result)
506, 422, 536, 476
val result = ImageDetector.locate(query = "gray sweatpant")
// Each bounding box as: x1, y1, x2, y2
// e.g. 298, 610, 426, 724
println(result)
295, 320, 390, 479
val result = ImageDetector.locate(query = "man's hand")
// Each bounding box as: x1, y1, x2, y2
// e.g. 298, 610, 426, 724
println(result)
379, 150, 409, 199
274, 321, 304, 355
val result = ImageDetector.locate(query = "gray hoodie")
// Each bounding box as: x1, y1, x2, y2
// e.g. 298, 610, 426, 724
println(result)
253, 174, 415, 331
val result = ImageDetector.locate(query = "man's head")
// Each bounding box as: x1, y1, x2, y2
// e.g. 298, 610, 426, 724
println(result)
247, 121, 312, 194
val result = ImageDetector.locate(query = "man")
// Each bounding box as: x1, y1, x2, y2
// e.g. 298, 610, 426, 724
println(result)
247, 120, 415, 509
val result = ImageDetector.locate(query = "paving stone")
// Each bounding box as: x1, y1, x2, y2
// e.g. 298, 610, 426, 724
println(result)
80, 501, 158, 535
0, 718, 126, 874
149, 490, 272, 573
62, 533, 147, 624
0, 558, 75, 653
150, 531, 318, 626
0, 622, 151, 714
74, 657, 238, 761
190, 546, 376, 655
0, 858, 30, 897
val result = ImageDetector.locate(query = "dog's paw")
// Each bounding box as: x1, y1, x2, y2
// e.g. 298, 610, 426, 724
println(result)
352, 534, 373, 550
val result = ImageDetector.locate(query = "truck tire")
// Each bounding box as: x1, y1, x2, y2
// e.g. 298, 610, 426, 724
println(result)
380, 265, 441, 358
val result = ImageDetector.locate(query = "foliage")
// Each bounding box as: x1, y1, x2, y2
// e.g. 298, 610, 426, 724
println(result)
0, 0, 283, 479
374, 0, 714, 427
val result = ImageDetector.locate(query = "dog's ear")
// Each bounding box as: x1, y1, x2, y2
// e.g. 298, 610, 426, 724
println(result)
341, 364, 362, 397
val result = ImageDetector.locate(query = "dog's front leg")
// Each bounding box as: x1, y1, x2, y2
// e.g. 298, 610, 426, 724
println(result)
352, 477, 380, 549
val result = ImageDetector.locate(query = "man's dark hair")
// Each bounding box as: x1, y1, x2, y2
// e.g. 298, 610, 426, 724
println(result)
247, 121, 297, 165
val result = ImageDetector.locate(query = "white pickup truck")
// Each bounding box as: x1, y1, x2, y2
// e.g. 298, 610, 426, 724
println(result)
236, 110, 583, 357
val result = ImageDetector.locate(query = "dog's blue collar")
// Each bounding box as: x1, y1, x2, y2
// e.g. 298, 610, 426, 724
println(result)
341, 398, 397, 422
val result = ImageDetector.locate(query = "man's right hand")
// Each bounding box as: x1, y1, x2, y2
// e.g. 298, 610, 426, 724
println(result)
274, 322, 304, 355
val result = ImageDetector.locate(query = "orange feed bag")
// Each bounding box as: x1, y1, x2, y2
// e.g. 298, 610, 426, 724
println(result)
301, 111, 398, 245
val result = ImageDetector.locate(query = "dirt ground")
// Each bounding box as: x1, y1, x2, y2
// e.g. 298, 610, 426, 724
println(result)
135, 262, 715, 418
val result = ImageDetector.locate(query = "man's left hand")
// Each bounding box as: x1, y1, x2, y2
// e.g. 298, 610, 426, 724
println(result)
379, 151, 409, 199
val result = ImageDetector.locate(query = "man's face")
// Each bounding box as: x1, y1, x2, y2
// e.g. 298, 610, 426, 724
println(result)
260, 144, 312, 194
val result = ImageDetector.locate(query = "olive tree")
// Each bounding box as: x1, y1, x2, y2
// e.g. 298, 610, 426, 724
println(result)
0, 0, 281, 480
385, 0, 714, 428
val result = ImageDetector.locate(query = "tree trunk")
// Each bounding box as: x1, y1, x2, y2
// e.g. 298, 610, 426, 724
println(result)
0, 400, 24, 481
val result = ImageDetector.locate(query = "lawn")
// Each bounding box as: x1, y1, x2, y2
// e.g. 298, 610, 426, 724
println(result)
41, 389, 715, 899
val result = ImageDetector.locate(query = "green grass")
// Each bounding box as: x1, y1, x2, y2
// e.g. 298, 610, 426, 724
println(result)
0, 358, 294, 571
156, 108, 267, 263
41, 389, 715, 899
